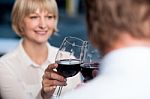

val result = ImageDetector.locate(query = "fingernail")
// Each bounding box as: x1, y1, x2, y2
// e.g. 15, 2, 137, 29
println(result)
53, 86, 56, 89
64, 78, 67, 81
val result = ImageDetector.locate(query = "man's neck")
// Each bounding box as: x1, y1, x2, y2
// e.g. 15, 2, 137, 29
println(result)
105, 33, 150, 54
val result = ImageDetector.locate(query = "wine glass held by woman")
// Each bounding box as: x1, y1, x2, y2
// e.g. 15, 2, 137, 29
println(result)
42, 37, 87, 99
55, 37, 88, 77
54, 36, 88, 98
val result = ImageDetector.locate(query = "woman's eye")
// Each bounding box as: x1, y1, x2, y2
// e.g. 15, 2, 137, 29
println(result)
47, 16, 54, 19
30, 16, 38, 19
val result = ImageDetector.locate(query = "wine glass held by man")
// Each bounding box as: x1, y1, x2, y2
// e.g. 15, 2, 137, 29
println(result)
0, 0, 82, 99
60, 0, 150, 99
80, 43, 101, 83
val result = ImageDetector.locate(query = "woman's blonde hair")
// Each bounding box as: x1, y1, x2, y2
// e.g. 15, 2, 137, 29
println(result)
11, 0, 58, 37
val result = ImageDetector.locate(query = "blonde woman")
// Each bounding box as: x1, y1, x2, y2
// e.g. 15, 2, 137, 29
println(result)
0, 0, 81, 99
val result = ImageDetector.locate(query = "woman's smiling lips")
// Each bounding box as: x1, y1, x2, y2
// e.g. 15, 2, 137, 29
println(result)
35, 30, 48, 35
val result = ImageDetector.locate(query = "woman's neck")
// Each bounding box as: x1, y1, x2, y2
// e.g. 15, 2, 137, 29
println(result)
22, 40, 48, 65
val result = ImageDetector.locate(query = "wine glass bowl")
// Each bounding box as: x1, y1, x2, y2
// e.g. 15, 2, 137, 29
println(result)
56, 59, 81, 78
80, 43, 101, 82
55, 36, 88, 78
81, 62, 99, 82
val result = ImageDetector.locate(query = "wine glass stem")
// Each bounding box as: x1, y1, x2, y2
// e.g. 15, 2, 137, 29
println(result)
56, 86, 63, 98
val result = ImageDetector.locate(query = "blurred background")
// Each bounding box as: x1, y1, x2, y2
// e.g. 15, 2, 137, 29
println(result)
0, 0, 88, 56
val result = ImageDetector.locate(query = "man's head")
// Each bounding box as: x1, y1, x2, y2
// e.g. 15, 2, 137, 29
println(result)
85, 0, 150, 55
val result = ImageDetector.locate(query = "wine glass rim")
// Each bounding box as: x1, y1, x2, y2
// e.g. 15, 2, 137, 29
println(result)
64, 36, 88, 47
65, 36, 85, 42
81, 62, 100, 68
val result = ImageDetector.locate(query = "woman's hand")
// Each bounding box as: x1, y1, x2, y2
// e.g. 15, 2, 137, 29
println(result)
41, 63, 67, 99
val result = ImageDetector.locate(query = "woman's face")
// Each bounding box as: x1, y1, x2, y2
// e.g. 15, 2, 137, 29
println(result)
21, 9, 56, 44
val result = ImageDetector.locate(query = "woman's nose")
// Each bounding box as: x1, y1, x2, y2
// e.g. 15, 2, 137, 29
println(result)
39, 18, 47, 29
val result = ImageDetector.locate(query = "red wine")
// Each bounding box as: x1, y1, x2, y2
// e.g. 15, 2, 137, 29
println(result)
56, 59, 81, 78
81, 62, 99, 82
